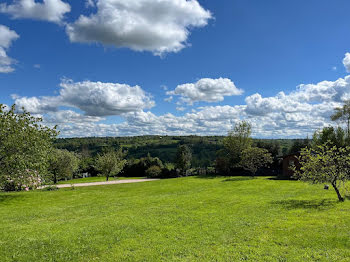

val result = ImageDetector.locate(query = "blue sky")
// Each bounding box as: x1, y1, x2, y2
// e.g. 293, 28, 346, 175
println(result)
1, 0, 350, 138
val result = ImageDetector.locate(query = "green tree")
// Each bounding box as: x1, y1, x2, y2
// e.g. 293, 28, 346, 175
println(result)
145, 165, 162, 178
294, 143, 350, 202
240, 147, 273, 177
331, 100, 350, 139
95, 149, 127, 181
288, 138, 311, 154
312, 126, 346, 148
222, 121, 252, 168
0, 104, 58, 191
48, 149, 80, 184
175, 145, 192, 176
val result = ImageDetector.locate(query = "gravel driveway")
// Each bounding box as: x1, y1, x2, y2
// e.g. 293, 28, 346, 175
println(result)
41, 179, 160, 189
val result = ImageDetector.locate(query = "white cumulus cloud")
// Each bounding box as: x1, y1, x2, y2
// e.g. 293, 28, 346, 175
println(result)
343, 52, 350, 73
13, 79, 155, 116
167, 78, 243, 105
0, 25, 19, 73
66, 0, 212, 55
0, 0, 71, 24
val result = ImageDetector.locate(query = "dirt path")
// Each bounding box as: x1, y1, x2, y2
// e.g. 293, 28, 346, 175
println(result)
42, 179, 160, 189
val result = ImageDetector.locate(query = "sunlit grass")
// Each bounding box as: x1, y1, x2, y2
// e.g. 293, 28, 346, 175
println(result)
1, 177, 349, 261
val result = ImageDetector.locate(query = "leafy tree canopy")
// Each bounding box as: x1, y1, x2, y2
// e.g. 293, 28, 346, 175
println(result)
240, 147, 273, 177
222, 121, 252, 167
312, 126, 346, 148
331, 100, 350, 138
95, 149, 127, 181
294, 143, 350, 202
175, 145, 192, 176
48, 149, 80, 184
0, 104, 58, 191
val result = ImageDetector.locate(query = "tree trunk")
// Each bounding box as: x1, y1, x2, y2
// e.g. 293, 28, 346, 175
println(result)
106, 176, 109, 181
332, 182, 344, 202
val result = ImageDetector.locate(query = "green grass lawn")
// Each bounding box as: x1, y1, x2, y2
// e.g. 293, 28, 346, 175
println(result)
56, 176, 146, 184
1, 177, 350, 261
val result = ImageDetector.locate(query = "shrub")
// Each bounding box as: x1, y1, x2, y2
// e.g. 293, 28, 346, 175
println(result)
1, 172, 42, 191
146, 165, 162, 178
41, 185, 59, 191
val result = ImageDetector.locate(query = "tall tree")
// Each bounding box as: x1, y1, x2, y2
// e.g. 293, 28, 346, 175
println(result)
222, 121, 252, 169
0, 104, 58, 191
95, 149, 126, 181
175, 145, 192, 176
331, 100, 350, 139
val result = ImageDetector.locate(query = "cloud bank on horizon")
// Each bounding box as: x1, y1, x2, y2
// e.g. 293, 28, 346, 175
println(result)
9, 62, 350, 138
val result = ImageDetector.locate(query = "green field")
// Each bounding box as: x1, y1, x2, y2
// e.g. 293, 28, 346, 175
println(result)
1, 177, 349, 261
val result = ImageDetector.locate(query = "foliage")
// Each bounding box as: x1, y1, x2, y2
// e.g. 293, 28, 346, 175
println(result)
175, 144, 192, 176
78, 156, 98, 176
0, 104, 58, 191
254, 139, 281, 158
95, 149, 127, 181
145, 165, 162, 178
48, 149, 80, 184
331, 100, 350, 138
312, 126, 346, 148
288, 138, 311, 154
123, 154, 164, 177
294, 143, 350, 201
40, 185, 59, 191
222, 121, 252, 169
2, 173, 42, 192
1, 177, 350, 261
240, 147, 273, 177
53, 135, 299, 169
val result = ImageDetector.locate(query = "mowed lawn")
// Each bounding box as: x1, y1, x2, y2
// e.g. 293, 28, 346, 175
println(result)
1, 177, 350, 261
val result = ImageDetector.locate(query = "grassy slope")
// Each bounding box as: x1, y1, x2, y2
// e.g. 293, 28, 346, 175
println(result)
0, 177, 349, 261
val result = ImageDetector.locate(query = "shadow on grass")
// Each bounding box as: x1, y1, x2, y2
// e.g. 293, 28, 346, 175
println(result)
272, 199, 338, 210
222, 177, 254, 182
268, 176, 294, 181
195, 175, 254, 182
195, 174, 222, 179
0, 193, 21, 204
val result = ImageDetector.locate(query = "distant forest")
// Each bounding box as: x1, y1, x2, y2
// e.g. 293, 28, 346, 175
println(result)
54, 136, 304, 167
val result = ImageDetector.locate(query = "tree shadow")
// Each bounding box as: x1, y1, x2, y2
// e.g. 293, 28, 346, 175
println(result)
0, 193, 20, 204
271, 199, 338, 210
222, 177, 254, 182
268, 176, 294, 181
195, 174, 222, 179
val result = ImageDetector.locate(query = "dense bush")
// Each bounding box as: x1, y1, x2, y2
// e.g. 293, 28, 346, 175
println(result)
145, 165, 162, 178
123, 154, 164, 177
